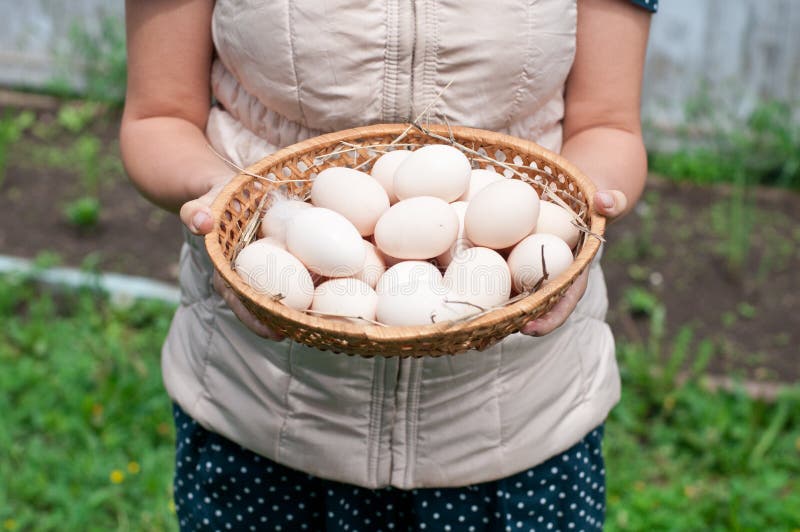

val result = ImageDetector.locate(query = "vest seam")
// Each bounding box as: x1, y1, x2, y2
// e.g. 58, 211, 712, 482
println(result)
382, 0, 397, 122
366, 357, 385, 486
286, 0, 309, 128
503, 0, 537, 127
495, 342, 506, 460
422, 0, 440, 119
275, 340, 297, 462
387, 357, 401, 485
408, 0, 418, 120
403, 358, 422, 486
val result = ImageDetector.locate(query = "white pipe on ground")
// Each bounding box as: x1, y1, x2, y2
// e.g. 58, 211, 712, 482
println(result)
0, 255, 180, 305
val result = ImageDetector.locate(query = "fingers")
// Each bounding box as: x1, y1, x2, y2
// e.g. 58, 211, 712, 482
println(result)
212, 271, 286, 341
594, 189, 628, 220
520, 269, 589, 336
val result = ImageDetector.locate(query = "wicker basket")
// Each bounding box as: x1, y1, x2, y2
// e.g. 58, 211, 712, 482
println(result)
206, 123, 605, 357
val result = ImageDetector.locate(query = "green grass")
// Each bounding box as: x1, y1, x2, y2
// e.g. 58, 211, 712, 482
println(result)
605, 308, 800, 531
648, 100, 800, 190
0, 274, 177, 531
0, 274, 798, 531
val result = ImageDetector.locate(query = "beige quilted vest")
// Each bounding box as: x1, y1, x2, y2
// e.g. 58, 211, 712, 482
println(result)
162, 0, 620, 489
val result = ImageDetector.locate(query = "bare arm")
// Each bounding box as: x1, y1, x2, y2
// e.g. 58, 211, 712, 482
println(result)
121, 0, 281, 338
561, 0, 651, 219
120, 0, 232, 223
522, 0, 651, 336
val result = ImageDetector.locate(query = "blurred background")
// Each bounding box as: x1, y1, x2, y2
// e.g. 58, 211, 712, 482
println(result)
0, 1, 798, 530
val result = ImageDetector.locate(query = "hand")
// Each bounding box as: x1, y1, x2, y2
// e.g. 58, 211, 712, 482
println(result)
520, 189, 627, 336
212, 270, 286, 341
180, 179, 285, 341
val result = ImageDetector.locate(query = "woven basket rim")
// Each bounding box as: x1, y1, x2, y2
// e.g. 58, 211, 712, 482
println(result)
205, 123, 605, 348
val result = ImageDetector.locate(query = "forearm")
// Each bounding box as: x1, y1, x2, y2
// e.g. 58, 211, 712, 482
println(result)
560, 126, 647, 219
120, 115, 232, 213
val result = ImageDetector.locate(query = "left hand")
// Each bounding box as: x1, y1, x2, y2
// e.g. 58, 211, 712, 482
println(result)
520, 189, 627, 336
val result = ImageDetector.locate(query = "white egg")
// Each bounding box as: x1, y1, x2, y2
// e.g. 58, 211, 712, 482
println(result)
234, 239, 314, 310
534, 201, 581, 249
370, 149, 411, 204
310, 167, 390, 236
285, 207, 366, 277
464, 179, 540, 249
435, 201, 472, 268
443, 247, 511, 309
393, 144, 471, 202
311, 278, 378, 323
374, 196, 459, 259
258, 199, 312, 243
255, 236, 287, 250
458, 168, 506, 201
351, 240, 386, 289
375, 280, 449, 326
507, 233, 574, 293
375, 261, 443, 296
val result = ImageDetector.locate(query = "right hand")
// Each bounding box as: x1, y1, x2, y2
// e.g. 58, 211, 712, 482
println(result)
180, 179, 286, 342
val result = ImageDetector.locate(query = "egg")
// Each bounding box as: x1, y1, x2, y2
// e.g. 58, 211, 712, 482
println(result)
311, 278, 378, 323
234, 239, 314, 310
373, 196, 459, 259
351, 240, 386, 289
255, 236, 287, 250
464, 179, 540, 249
443, 247, 511, 308
435, 201, 472, 268
375, 275, 483, 326
507, 233, 574, 293
375, 261, 443, 296
393, 144, 471, 202
458, 168, 506, 201
310, 167, 390, 236
258, 198, 312, 243
285, 207, 366, 277
534, 201, 581, 249
375, 279, 449, 326
370, 149, 411, 204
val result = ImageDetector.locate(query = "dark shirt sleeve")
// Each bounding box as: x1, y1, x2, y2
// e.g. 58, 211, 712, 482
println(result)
628, 0, 658, 13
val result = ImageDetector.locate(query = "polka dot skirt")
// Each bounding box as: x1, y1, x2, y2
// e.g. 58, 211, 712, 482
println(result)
173, 404, 606, 531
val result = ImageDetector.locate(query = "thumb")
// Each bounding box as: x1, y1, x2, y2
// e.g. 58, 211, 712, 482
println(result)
594, 189, 628, 220
180, 182, 226, 235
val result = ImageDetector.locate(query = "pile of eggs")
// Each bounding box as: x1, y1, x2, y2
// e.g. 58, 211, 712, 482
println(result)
234, 144, 580, 326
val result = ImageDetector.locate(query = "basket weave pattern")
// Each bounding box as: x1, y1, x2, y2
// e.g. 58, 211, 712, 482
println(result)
206, 124, 605, 357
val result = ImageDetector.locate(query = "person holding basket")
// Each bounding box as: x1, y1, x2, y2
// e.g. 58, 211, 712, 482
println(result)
121, 0, 656, 529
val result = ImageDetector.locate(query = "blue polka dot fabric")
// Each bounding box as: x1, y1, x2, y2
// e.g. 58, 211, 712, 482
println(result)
173, 404, 606, 531
628, 0, 658, 12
